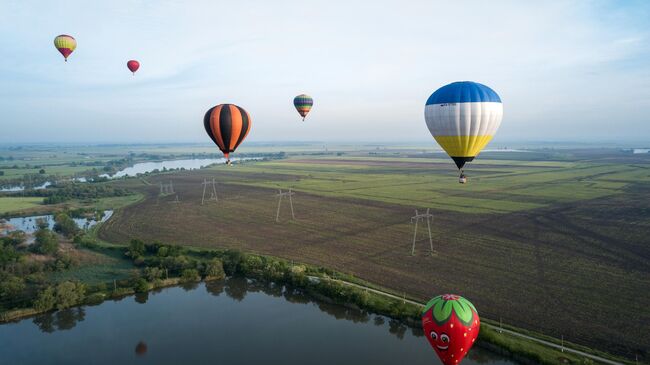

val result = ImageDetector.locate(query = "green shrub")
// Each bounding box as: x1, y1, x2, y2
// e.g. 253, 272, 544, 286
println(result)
85, 292, 106, 305
33, 286, 56, 311
180, 269, 200, 283
203, 258, 225, 280
133, 278, 149, 293
55, 281, 86, 310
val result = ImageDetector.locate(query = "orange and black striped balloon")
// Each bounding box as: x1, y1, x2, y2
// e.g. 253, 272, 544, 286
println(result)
204, 104, 251, 161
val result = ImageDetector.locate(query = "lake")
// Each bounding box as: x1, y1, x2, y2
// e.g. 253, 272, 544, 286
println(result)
102, 158, 260, 178
0, 278, 516, 365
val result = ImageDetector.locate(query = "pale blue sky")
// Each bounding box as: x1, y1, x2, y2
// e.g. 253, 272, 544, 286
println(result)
0, 0, 648, 144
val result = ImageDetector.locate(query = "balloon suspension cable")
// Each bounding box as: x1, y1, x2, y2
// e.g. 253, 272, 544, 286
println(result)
64, 58, 67, 62
302, 117, 305, 121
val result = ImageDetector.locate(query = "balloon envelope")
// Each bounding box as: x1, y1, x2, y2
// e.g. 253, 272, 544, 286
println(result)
422, 294, 480, 365
127, 60, 140, 74
424, 81, 503, 169
54, 35, 76, 61
293, 94, 313, 121
204, 104, 252, 161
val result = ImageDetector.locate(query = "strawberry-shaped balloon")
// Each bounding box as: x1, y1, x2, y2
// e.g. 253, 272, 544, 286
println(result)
422, 294, 480, 365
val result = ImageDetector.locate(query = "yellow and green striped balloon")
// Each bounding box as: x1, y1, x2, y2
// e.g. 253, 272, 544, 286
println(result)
54, 34, 76, 62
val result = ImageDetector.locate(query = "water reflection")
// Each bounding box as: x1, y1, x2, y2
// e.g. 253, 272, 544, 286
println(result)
33, 307, 86, 333
134, 292, 149, 304
204, 279, 225, 297
135, 341, 148, 356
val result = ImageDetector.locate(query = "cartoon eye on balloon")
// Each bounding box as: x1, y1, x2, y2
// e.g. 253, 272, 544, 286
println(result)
422, 294, 480, 365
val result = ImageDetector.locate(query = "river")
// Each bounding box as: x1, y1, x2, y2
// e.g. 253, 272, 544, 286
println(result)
102, 157, 260, 178
0, 278, 516, 365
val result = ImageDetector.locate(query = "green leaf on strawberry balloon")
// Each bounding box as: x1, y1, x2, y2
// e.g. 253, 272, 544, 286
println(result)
451, 297, 476, 326
422, 295, 441, 315
433, 299, 454, 324
423, 294, 478, 326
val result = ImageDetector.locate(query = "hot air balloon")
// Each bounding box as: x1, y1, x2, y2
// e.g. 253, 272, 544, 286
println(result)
424, 81, 503, 183
127, 60, 140, 75
293, 94, 313, 121
204, 104, 251, 165
422, 294, 480, 365
54, 35, 76, 62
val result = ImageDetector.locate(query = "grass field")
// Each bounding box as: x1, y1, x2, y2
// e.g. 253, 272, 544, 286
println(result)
97, 152, 650, 361
0, 197, 43, 214
48, 247, 136, 284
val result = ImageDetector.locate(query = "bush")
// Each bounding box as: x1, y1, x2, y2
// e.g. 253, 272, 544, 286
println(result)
85, 292, 106, 305
203, 258, 225, 280
126, 239, 145, 258
0, 274, 26, 304
55, 281, 86, 310
53, 212, 79, 237
73, 234, 98, 249
33, 287, 56, 311
133, 278, 149, 293
180, 269, 200, 283
1, 231, 26, 247
33, 228, 58, 255
143, 267, 163, 282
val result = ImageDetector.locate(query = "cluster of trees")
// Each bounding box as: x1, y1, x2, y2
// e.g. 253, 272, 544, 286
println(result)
0, 216, 82, 312
124, 239, 225, 284
33, 281, 86, 311
41, 183, 131, 204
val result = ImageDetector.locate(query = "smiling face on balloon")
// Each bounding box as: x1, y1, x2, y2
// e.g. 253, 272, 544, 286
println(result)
422, 294, 480, 365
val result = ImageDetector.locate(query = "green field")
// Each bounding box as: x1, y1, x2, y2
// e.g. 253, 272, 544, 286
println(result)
0, 197, 44, 214
206, 156, 645, 214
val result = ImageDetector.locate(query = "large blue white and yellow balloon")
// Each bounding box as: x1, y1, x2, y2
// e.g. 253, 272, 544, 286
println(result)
424, 81, 503, 171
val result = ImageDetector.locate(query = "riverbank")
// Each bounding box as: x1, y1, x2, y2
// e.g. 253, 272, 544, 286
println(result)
0, 241, 631, 365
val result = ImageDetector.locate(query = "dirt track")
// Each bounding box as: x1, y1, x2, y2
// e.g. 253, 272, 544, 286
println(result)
99, 170, 650, 359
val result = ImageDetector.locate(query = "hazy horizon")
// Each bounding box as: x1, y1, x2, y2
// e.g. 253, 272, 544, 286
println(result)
1, 0, 649, 144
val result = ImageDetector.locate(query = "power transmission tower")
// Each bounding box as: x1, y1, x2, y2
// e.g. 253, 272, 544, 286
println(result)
159, 181, 174, 195
201, 179, 218, 205
170, 194, 181, 204
275, 188, 295, 222
411, 208, 434, 255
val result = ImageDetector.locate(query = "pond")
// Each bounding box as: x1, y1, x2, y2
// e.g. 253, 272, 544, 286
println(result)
101, 158, 260, 178
0, 278, 516, 365
0, 181, 52, 192
1, 210, 113, 235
